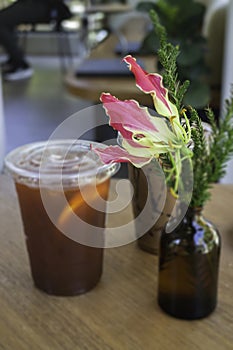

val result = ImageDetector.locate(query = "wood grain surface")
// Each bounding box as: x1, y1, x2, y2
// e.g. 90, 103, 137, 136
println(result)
0, 175, 233, 350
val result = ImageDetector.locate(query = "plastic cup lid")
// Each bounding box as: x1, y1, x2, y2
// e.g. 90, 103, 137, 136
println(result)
4, 139, 120, 187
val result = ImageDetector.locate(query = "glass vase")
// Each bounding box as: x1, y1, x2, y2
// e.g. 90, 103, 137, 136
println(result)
128, 163, 175, 254
158, 207, 221, 320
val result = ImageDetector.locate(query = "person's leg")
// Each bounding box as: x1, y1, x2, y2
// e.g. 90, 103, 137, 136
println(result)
0, 0, 51, 67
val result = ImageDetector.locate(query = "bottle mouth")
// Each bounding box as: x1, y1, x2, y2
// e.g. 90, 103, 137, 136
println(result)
4, 139, 120, 188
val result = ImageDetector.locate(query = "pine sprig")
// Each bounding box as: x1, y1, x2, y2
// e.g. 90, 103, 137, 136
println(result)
150, 10, 189, 111
189, 108, 212, 207
206, 95, 233, 182
189, 94, 233, 207
150, 13, 233, 207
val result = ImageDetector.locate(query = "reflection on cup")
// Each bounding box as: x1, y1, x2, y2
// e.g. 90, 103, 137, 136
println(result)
4, 140, 120, 296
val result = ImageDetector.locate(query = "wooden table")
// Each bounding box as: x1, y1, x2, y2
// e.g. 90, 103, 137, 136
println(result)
0, 175, 233, 349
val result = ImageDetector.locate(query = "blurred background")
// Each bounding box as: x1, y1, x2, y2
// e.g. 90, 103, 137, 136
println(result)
0, 0, 232, 180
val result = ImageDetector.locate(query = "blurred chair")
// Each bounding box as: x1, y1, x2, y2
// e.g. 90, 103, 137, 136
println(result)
107, 11, 152, 56
17, 2, 74, 73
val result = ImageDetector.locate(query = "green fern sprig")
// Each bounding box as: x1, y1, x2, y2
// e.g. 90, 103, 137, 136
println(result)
150, 10, 189, 111
189, 108, 212, 207
189, 95, 233, 208
150, 13, 233, 207
206, 95, 233, 183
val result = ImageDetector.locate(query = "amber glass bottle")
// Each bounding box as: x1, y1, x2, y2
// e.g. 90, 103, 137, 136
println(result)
158, 207, 221, 319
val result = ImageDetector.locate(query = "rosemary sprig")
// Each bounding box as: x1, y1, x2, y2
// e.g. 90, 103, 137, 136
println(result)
189, 95, 233, 207
206, 96, 233, 183
189, 108, 212, 207
150, 10, 189, 111
150, 10, 233, 207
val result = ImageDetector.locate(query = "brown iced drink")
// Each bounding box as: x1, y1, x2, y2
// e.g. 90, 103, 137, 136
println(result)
4, 140, 119, 295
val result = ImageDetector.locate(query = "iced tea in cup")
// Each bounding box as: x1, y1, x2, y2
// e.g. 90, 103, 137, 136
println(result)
4, 140, 120, 296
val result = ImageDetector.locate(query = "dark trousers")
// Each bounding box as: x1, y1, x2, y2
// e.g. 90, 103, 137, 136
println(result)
0, 1, 55, 65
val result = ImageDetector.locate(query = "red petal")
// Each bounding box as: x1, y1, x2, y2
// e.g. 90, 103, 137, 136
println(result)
100, 93, 158, 136
93, 145, 151, 167
123, 55, 172, 115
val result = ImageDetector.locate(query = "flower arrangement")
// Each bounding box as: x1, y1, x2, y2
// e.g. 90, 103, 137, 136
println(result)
94, 12, 233, 208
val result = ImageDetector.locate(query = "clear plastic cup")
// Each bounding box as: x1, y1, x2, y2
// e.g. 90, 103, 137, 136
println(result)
4, 140, 120, 296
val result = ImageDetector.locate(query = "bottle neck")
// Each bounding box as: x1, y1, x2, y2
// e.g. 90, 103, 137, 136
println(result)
181, 206, 204, 230
186, 206, 203, 217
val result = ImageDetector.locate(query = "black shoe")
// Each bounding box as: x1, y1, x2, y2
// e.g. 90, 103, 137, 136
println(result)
1, 59, 14, 72
3, 63, 34, 81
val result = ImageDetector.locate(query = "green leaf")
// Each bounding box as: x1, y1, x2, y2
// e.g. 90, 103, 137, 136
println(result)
177, 43, 202, 67
140, 30, 160, 54
183, 81, 211, 109
156, 0, 178, 24
178, 63, 209, 81
136, 1, 157, 12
